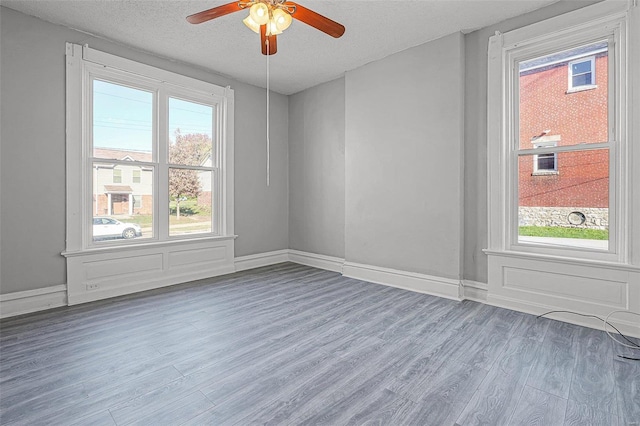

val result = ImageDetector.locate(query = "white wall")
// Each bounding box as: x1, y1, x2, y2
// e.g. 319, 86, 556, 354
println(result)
344, 32, 465, 280
0, 7, 289, 295
288, 78, 345, 259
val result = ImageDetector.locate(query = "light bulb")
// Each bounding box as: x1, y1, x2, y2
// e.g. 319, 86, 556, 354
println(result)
249, 2, 269, 25
272, 8, 292, 32
267, 19, 282, 35
243, 15, 260, 33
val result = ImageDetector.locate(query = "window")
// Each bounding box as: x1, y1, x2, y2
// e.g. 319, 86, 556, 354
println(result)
65, 44, 234, 249
487, 3, 633, 263
568, 56, 595, 90
532, 141, 558, 174
516, 40, 610, 252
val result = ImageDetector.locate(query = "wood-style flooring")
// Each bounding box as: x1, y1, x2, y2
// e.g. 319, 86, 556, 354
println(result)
1, 263, 638, 425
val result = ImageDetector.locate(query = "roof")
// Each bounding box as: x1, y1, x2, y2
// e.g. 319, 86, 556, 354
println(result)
104, 185, 133, 193
519, 41, 608, 74
94, 147, 152, 162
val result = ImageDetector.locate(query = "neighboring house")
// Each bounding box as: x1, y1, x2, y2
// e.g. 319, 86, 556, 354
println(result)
93, 147, 211, 216
93, 148, 153, 216
518, 43, 608, 228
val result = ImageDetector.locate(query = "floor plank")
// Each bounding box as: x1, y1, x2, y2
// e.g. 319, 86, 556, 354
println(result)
509, 385, 567, 426
526, 319, 580, 399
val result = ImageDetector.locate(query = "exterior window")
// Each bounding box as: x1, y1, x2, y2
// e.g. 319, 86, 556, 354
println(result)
532, 141, 558, 174
89, 76, 219, 244
487, 3, 633, 264
517, 41, 609, 252
66, 46, 232, 248
568, 56, 595, 89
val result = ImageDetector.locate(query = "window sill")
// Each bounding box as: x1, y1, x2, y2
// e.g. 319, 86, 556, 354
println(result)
531, 171, 559, 176
62, 234, 237, 258
566, 84, 597, 94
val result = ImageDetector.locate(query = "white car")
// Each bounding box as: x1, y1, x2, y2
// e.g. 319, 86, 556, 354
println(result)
93, 217, 142, 240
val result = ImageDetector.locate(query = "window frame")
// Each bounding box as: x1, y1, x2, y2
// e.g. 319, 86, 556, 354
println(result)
532, 140, 558, 174
487, 2, 632, 264
64, 43, 235, 254
567, 55, 596, 91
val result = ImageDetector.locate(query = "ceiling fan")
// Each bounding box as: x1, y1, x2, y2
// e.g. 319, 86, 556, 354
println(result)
187, 0, 345, 55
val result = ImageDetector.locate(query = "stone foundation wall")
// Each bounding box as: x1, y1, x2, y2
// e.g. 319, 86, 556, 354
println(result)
519, 207, 608, 230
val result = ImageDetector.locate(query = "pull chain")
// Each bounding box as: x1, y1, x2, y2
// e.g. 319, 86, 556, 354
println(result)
266, 38, 270, 187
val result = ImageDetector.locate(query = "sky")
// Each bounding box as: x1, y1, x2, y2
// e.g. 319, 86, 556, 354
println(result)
93, 79, 213, 152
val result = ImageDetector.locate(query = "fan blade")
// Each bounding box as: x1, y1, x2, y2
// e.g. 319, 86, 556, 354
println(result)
260, 25, 278, 55
186, 1, 244, 24
285, 2, 345, 38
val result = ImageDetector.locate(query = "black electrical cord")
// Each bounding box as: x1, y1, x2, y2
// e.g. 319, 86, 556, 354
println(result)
537, 310, 640, 361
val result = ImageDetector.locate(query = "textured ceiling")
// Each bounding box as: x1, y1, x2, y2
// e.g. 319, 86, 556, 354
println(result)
1, 0, 560, 94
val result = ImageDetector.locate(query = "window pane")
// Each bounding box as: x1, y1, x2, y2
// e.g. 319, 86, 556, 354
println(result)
519, 41, 607, 150
93, 80, 153, 158
571, 60, 591, 74
537, 154, 556, 170
169, 168, 212, 236
92, 162, 153, 242
518, 149, 608, 250
572, 73, 592, 87
168, 98, 213, 166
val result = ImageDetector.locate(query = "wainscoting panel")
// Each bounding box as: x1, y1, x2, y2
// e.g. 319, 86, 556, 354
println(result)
65, 238, 235, 305
487, 253, 640, 337
502, 266, 626, 309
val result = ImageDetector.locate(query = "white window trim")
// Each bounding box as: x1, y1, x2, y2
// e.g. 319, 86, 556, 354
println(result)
487, 1, 635, 264
64, 44, 235, 253
484, 1, 640, 339
567, 55, 596, 91
63, 44, 236, 306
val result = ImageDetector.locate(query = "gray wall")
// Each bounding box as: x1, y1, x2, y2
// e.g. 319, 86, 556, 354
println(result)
344, 32, 465, 280
462, 0, 600, 284
288, 78, 345, 258
1, 1, 603, 296
0, 7, 289, 294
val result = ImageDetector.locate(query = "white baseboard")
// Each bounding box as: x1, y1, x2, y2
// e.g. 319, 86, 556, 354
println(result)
0, 285, 67, 319
288, 250, 344, 273
234, 249, 290, 272
462, 280, 488, 302
7, 250, 636, 339
343, 261, 461, 301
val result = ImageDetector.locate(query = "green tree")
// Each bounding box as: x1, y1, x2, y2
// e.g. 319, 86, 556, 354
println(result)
169, 130, 211, 218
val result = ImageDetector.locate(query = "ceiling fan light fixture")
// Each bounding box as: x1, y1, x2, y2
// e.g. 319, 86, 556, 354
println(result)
249, 2, 269, 25
243, 15, 260, 33
272, 8, 292, 32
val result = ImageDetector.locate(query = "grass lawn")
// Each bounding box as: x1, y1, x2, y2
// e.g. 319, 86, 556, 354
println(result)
117, 199, 212, 228
519, 226, 608, 240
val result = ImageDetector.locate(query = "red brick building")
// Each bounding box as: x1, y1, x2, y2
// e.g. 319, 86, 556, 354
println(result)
518, 45, 608, 209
